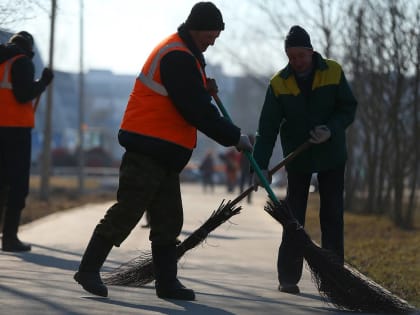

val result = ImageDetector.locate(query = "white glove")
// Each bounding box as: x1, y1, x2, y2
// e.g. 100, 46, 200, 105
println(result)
236, 134, 253, 152
252, 170, 271, 191
309, 125, 331, 144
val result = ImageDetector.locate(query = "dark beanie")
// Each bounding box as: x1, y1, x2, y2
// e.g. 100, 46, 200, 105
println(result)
284, 25, 312, 50
184, 2, 225, 31
8, 31, 34, 52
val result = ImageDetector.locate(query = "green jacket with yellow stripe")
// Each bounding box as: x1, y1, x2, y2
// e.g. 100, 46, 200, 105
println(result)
253, 52, 357, 173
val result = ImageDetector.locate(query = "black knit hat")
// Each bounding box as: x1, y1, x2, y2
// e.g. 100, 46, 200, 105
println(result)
285, 25, 312, 50
8, 31, 34, 52
184, 2, 225, 31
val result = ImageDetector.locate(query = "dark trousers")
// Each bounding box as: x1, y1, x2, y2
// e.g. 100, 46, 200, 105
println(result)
201, 174, 214, 192
277, 165, 345, 285
94, 151, 183, 247
0, 128, 31, 238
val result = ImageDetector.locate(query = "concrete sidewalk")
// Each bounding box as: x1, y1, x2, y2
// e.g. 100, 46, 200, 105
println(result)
1, 183, 378, 315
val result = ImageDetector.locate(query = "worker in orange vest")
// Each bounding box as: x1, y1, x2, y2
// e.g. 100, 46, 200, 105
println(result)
74, 2, 253, 301
0, 31, 53, 252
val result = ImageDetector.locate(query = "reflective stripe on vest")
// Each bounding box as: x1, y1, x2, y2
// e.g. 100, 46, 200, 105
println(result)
137, 41, 206, 96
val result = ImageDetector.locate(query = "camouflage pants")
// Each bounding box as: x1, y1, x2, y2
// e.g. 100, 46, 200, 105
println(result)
94, 151, 183, 247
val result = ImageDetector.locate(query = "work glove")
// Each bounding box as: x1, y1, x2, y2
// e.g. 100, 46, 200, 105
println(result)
235, 134, 253, 152
41, 67, 54, 86
252, 170, 272, 191
309, 125, 331, 144
206, 77, 218, 94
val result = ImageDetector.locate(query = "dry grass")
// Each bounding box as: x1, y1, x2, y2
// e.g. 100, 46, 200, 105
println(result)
305, 194, 420, 308
29, 175, 102, 190
21, 190, 115, 225
19, 175, 115, 225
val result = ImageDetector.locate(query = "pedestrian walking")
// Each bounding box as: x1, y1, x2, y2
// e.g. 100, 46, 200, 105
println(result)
74, 2, 253, 301
0, 31, 54, 252
219, 148, 240, 193
253, 25, 357, 294
199, 150, 215, 193
239, 134, 255, 203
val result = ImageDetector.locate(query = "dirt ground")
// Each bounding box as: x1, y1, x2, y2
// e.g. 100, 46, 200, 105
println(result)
9, 175, 118, 225
20, 189, 116, 225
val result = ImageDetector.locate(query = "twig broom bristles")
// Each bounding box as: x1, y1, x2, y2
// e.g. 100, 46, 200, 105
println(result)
264, 200, 416, 314
103, 200, 241, 286
103, 142, 310, 286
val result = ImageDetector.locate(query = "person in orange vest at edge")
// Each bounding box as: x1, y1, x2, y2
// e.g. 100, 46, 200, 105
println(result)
73, 2, 253, 300
0, 31, 54, 252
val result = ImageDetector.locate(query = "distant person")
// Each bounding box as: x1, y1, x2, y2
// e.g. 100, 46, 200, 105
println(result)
73, 2, 253, 301
199, 150, 215, 193
0, 31, 54, 252
253, 25, 357, 294
219, 147, 240, 193
239, 134, 255, 203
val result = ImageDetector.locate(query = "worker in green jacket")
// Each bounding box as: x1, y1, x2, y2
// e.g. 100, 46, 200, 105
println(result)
253, 25, 357, 295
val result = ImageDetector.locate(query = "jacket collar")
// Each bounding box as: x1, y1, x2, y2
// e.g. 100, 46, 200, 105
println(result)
177, 23, 206, 68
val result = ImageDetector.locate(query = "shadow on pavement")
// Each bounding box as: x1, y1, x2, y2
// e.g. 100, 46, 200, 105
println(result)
16, 251, 79, 271
9, 243, 126, 272
87, 296, 236, 315
0, 283, 78, 314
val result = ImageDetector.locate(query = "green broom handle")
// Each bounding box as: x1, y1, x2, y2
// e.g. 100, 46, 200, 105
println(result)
212, 93, 281, 205
229, 140, 312, 207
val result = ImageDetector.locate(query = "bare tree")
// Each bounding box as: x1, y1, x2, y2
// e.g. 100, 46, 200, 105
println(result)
39, 0, 57, 201
0, 0, 47, 29
403, 4, 420, 228
344, 0, 419, 227
294, 0, 342, 58
218, 0, 419, 227
216, 0, 344, 79
342, 4, 365, 212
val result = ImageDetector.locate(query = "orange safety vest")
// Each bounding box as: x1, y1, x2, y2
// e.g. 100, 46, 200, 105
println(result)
0, 55, 35, 127
120, 33, 207, 150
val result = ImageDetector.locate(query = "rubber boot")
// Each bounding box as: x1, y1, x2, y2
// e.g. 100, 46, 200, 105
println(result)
2, 207, 31, 252
152, 243, 195, 300
74, 233, 113, 297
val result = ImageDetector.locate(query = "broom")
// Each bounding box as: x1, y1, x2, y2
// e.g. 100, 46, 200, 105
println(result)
103, 141, 311, 286
103, 199, 241, 286
212, 93, 416, 314
265, 201, 416, 314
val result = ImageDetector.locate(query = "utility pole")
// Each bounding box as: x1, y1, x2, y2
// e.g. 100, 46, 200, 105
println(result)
78, 0, 85, 195
40, 0, 56, 200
